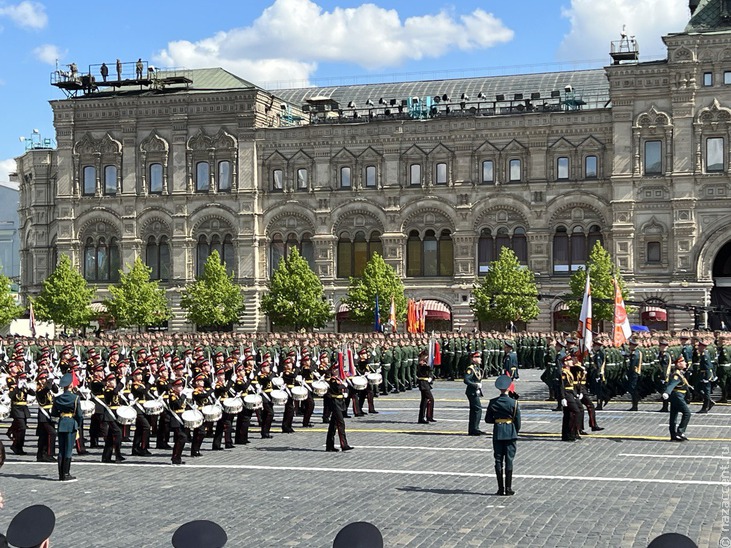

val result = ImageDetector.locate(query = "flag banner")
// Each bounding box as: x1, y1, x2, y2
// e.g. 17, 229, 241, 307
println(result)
577, 272, 592, 359
389, 295, 397, 333
374, 294, 381, 333
29, 301, 37, 338
612, 278, 632, 347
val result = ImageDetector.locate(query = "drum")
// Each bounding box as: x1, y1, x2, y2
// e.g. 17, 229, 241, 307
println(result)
0, 403, 9, 420
80, 400, 96, 419
350, 375, 368, 391
115, 405, 137, 426
270, 389, 288, 406
272, 377, 285, 389
201, 404, 223, 423
366, 373, 382, 386
182, 409, 204, 429
143, 400, 164, 416
291, 386, 308, 401
243, 394, 263, 410
312, 380, 329, 397
223, 397, 243, 415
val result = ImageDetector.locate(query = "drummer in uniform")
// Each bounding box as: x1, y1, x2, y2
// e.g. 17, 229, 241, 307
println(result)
355, 348, 378, 416
257, 357, 275, 439
281, 357, 297, 433
129, 368, 152, 456
325, 363, 353, 452
167, 378, 188, 465
191, 373, 213, 457
101, 372, 125, 463
7, 371, 35, 455
212, 367, 235, 450
298, 352, 316, 428
154, 365, 172, 449
34, 371, 57, 462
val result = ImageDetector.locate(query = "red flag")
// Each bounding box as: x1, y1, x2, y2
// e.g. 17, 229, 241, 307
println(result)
419, 300, 426, 333
433, 340, 441, 365
612, 278, 631, 347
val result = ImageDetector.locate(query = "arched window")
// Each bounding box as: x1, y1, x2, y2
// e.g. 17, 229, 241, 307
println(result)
553, 226, 569, 273
340, 166, 352, 189
196, 161, 209, 192
84, 236, 120, 282
223, 235, 234, 275
301, 233, 314, 267
513, 227, 528, 264
478, 228, 494, 274
570, 226, 586, 270
104, 165, 117, 195
365, 165, 377, 188
337, 231, 383, 278
435, 162, 448, 185
146, 235, 171, 281
197, 233, 234, 276
270, 233, 285, 276
495, 228, 510, 255
218, 161, 231, 192
149, 163, 163, 193
83, 166, 96, 196
587, 225, 603, 253
407, 230, 453, 277
509, 159, 521, 182
196, 235, 209, 277
482, 160, 494, 184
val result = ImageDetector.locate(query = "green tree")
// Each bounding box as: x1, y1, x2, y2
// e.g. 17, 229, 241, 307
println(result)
0, 275, 22, 328
471, 247, 539, 324
260, 248, 331, 330
33, 254, 95, 330
568, 241, 629, 323
104, 257, 171, 332
180, 251, 245, 330
343, 253, 407, 326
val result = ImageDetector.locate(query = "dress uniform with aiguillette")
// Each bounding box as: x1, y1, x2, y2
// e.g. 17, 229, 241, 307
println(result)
484, 374, 521, 496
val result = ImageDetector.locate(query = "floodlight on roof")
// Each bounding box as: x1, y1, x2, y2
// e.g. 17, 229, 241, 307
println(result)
565, 85, 573, 93
551, 90, 561, 98
461, 93, 469, 100
366, 99, 374, 106
390, 99, 397, 106
496, 94, 505, 101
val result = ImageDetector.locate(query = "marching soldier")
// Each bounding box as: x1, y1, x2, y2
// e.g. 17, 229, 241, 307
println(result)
559, 354, 581, 442
591, 338, 608, 410
464, 351, 484, 436
299, 352, 316, 427
355, 348, 378, 416
167, 378, 188, 464
485, 374, 521, 496
191, 373, 212, 456
697, 339, 716, 413
281, 358, 297, 433
7, 371, 35, 455
130, 368, 152, 456
657, 338, 672, 413
662, 355, 692, 441
325, 363, 353, 452
417, 350, 435, 424
35, 371, 57, 462
257, 359, 275, 438
502, 340, 520, 399
573, 359, 604, 433
627, 338, 642, 411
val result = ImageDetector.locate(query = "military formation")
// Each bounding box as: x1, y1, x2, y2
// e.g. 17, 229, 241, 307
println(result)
0, 328, 724, 480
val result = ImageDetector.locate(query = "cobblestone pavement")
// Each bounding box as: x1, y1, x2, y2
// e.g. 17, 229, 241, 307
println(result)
1, 370, 729, 547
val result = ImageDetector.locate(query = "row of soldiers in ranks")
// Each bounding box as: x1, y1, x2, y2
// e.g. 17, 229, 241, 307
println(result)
540, 331, 721, 415
0, 339, 386, 465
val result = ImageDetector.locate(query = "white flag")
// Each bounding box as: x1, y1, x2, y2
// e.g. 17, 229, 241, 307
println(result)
578, 271, 592, 359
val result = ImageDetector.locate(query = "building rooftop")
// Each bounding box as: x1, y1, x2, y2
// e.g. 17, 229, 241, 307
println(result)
685, 0, 731, 33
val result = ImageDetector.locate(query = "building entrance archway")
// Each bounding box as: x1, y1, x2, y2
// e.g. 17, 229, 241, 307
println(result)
710, 241, 731, 330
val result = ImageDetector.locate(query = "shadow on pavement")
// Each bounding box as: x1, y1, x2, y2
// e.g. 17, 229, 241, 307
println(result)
396, 485, 490, 497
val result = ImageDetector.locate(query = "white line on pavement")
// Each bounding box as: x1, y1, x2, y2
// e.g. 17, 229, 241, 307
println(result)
656, 424, 731, 428
2, 461, 724, 486
619, 453, 731, 460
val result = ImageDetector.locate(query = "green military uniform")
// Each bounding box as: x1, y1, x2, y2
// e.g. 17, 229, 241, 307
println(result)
485, 375, 521, 496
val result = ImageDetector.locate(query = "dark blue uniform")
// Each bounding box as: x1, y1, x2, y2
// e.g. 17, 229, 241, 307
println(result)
485, 393, 521, 495
464, 364, 483, 435
51, 389, 84, 480
664, 369, 692, 440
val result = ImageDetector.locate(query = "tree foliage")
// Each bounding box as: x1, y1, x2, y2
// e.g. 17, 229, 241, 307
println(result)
568, 242, 629, 322
33, 254, 95, 330
471, 247, 539, 324
104, 257, 171, 331
260, 247, 331, 330
0, 275, 22, 328
180, 251, 245, 329
343, 253, 407, 325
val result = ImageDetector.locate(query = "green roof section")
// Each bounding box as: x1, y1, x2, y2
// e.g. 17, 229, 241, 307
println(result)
685, 0, 731, 32
158, 67, 257, 91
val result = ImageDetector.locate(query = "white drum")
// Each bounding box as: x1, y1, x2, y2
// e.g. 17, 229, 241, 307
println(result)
270, 389, 288, 406
116, 405, 137, 426
223, 397, 244, 414
0, 403, 9, 420
367, 373, 382, 386
143, 400, 164, 416
312, 380, 329, 397
201, 404, 223, 423
243, 394, 263, 410
350, 375, 368, 391
80, 399, 96, 419
182, 409, 204, 429
272, 377, 285, 389
291, 386, 308, 401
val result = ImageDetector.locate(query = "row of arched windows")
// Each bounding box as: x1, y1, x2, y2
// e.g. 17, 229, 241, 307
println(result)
269, 233, 316, 276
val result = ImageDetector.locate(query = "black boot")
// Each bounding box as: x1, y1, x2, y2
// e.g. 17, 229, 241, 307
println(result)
64, 457, 76, 481
494, 466, 504, 496
57, 457, 65, 481
669, 426, 678, 441
505, 469, 514, 496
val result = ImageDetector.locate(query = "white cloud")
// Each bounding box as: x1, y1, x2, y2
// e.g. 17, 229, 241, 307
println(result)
154, 0, 513, 86
0, 159, 17, 184
0, 1, 47, 30
33, 43, 66, 65
558, 0, 689, 61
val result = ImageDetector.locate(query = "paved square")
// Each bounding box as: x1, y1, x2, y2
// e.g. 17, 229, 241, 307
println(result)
1, 370, 728, 547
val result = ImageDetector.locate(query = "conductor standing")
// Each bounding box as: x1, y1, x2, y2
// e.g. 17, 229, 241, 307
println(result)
51, 373, 84, 481
485, 374, 521, 496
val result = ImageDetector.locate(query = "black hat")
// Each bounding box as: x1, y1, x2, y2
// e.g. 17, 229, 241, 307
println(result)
6, 505, 56, 548
647, 533, 697, 548
333, 522, 383, 548
503, 340, 514, 348
659, 338, 669, 346
628, 338, 638, 345
172, 520, 227, 548
495, 374, 511, 391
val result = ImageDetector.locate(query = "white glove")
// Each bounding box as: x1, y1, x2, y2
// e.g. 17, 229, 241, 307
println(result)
702, 379, 709, 383
561, 398, 567, 407
575, 392, 581, 399
662, 393, 669, 400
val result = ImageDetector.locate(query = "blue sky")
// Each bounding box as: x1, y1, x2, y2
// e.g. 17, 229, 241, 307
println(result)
0, 0, 691, 182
